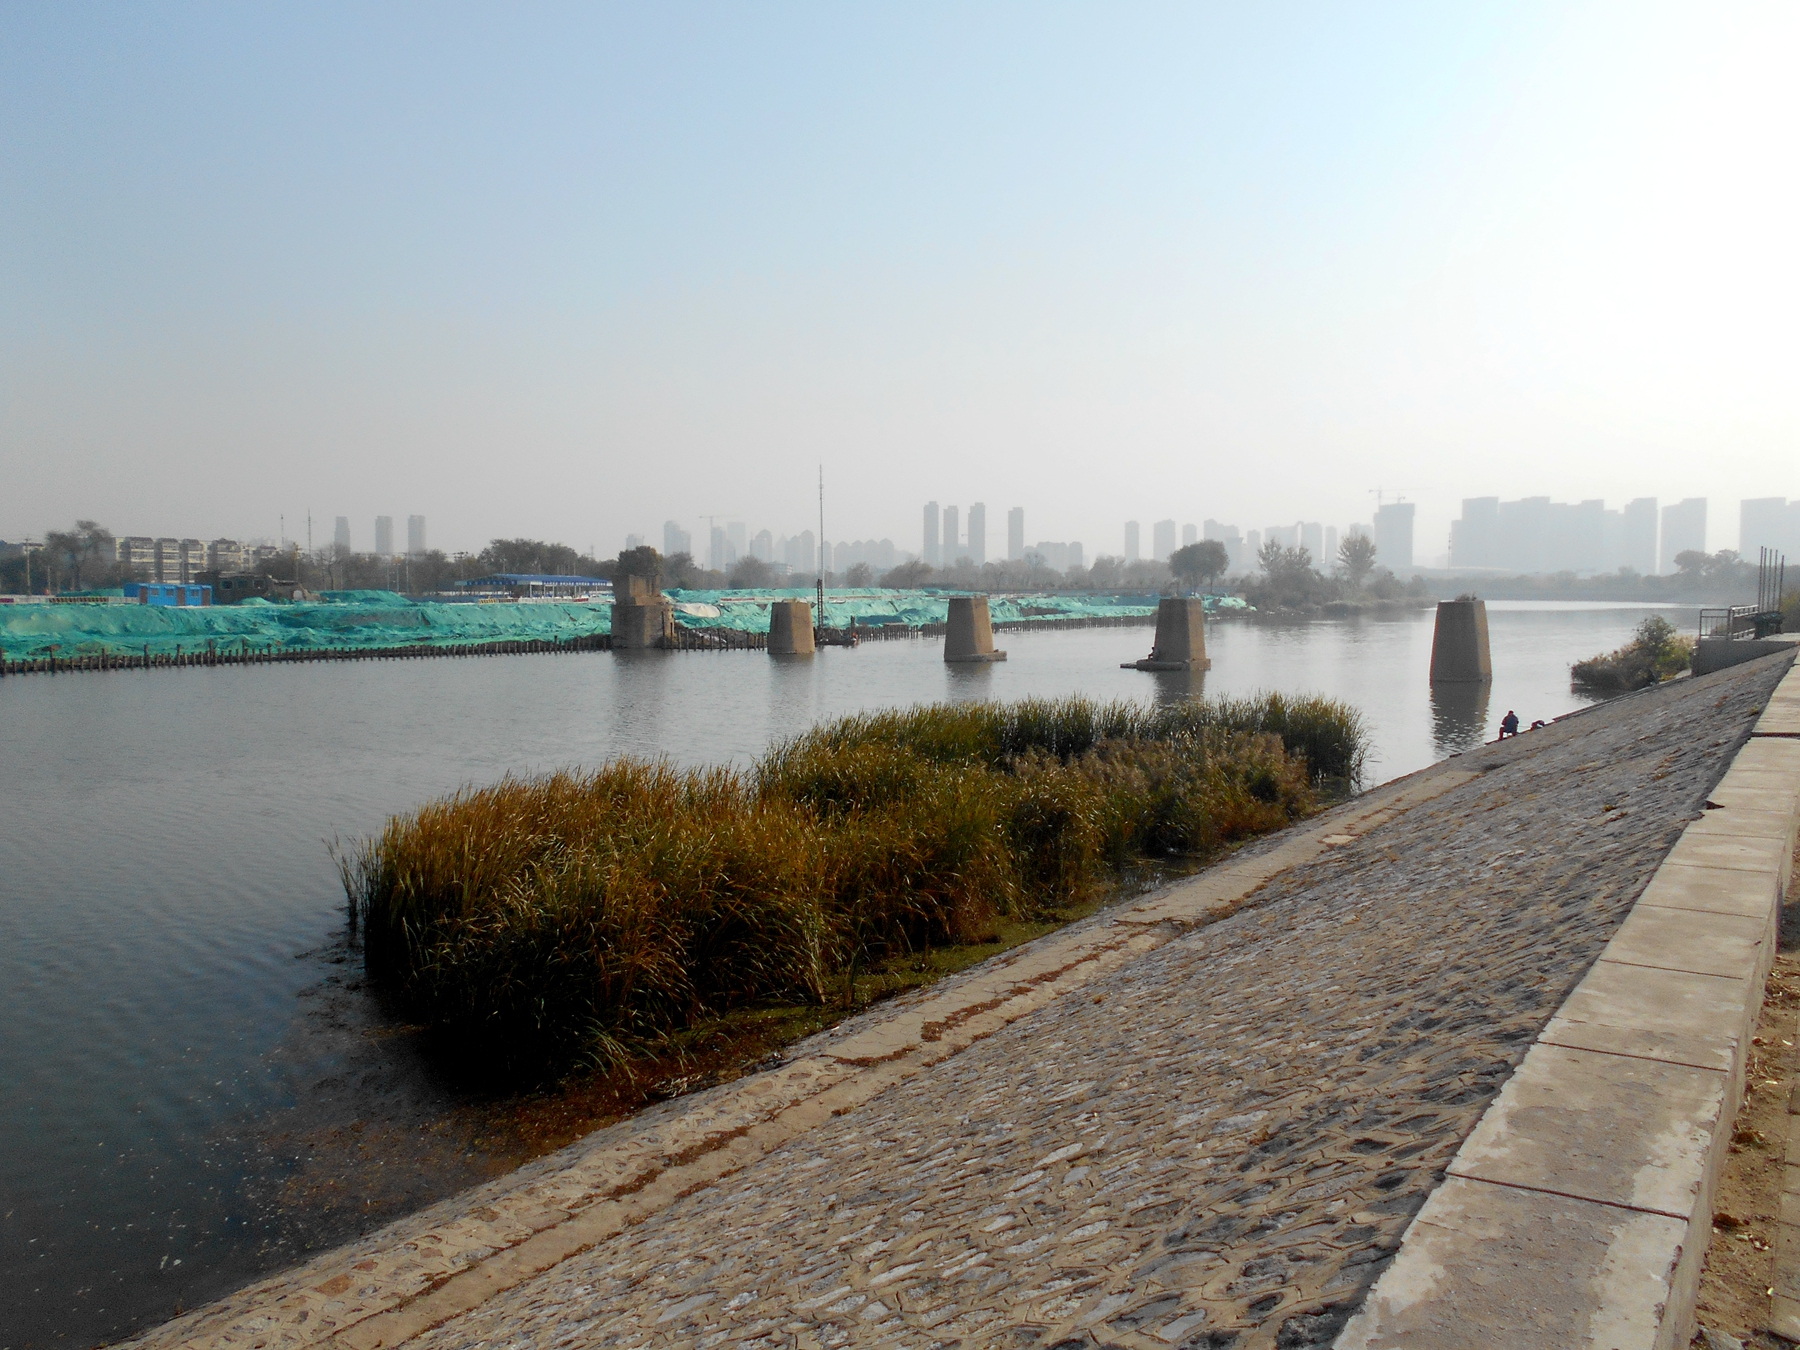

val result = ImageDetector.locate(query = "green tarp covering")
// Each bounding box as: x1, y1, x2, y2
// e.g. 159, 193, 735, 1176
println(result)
0, 589, 1244, 660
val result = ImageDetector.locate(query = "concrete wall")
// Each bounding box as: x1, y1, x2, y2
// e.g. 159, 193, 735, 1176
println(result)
1694, 635, 1800, 676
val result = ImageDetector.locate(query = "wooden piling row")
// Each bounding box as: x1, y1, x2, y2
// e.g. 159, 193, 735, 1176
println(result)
0, 632, 613, 678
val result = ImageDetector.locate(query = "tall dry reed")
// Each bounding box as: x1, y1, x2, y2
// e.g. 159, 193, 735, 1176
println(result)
342, 693, 1364, 1078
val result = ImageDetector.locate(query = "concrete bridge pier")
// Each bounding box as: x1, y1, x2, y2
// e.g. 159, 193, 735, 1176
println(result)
1122, 597, 1211, 671
1429, 598, 1492, 683
767, 600, 815, 656
944, 596, 1007, 663
611, 575, 674, 650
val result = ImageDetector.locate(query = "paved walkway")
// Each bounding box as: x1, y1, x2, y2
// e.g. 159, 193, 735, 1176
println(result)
134, 658, 1786, 1350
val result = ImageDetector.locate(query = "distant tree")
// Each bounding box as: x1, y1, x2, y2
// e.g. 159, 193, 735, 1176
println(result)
1337, 533, 1377, 590
1085, 555, 1126, 589
1258, 540, 1313, 578
42, 520, 119, 591
616, 545, 662, 587
1673, 549, 1709, 576
478, 538, 587, 576
1169, 540, 1228, 592
727, 555, 774, 588
879, 559, 934, 589
662, 551, 708, 590
844, 562, 875, 588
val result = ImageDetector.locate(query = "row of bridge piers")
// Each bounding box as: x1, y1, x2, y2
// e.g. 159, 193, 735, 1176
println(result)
612, 579, 1495, 682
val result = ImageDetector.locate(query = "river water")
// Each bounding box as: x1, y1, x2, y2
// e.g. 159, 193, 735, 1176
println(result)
0, 601, 1696, 1346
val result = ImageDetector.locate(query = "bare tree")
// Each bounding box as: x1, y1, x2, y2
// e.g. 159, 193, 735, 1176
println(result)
1337, 534, 1377, 590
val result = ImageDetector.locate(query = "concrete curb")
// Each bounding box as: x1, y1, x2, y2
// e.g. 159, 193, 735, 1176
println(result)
1338, 651, 1800, 1350
126, 761, 1482, 1350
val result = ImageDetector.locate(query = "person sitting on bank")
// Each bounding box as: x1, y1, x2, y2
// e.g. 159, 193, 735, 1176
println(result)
1499, 710, 1520, 739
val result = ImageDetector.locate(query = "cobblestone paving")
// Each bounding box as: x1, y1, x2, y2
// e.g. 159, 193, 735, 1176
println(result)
412, 662, 1785, 1350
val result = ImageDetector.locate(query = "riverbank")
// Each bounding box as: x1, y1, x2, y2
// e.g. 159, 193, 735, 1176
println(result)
0, 608, 1704, 1349
120, 652, 1790, 1350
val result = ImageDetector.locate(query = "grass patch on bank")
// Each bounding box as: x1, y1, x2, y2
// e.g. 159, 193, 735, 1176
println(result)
340, 693, 1366, 1084
1571, 615, 1695, 692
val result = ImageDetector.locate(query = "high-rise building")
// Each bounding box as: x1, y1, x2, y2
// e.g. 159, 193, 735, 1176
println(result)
1373, 503, 1415, 571
1007, 507, 1024, 562
727, 522, 747, 563
1452, 496, 1659, 574
942, 506, 960, 564
374, 516, 394, 557
1244, 529, 1262, 563
1181, 523, 1197, 548
407, 515, 427, 558
922, 502, 940, 567
663, 520, 692, 559
966, 503, 986, 566
1203, 519, 1245, 572
624, 533, 646, 552
334, 516, 351, 553
1152, 520, 1176, 563
708, 526, 730, 573
1660, 499, 1707, 572
1300, 522, 1323, 560
752, 529, 773, 561
1449, 498, 1500, 568
1124, 521, 1141, 563
1740, 498, 1794, 562
1622, 498, 1658, 574
1325, 526, 1339, 564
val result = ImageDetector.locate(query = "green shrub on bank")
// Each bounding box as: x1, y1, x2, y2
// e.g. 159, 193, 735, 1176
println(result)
341, 693, 1365, 1079
1571, 616, 1695, 692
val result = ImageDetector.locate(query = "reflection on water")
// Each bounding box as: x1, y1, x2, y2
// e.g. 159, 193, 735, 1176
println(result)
0, 602, 1700, 1347
1147, 665, 1206, 707
1429, 680, 1493, 758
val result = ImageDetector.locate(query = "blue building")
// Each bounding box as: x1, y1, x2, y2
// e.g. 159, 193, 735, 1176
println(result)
126, 582, 212, 607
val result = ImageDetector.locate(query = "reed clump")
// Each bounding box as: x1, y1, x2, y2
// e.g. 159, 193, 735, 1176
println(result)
1571, 615, 1695, 692
342, 693, 1365, 1079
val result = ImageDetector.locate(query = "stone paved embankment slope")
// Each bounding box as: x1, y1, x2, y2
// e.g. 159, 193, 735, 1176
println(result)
384, 662, 1787, 1350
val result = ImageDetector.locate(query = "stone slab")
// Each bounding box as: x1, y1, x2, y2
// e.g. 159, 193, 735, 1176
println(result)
1446, 1042, 1725, 1217
1662, 831, 1791, 880
1335, 1176, 1691, 1350
1599, 905, 1769, 980
1720, 736, 1800, 776
1540, 961, 1758, 1073
1682, 808, 1800, 853
1633, 860, 1782, 922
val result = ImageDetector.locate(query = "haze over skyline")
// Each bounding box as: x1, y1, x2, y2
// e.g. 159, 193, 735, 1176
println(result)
4, 3, 1795, 562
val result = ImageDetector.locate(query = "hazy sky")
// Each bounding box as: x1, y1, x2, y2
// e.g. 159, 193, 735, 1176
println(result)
3, 2, 1795, 561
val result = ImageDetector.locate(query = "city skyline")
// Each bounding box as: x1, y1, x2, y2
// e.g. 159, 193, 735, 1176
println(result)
5, 7, 1795, 566
29, 486, 1800, 580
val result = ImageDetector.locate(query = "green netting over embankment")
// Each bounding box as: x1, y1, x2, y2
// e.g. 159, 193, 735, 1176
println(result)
0, 589, 1243, 661
0, 596, 611, 660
